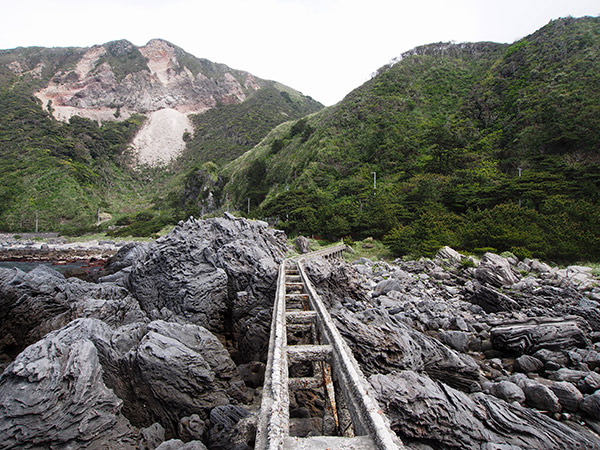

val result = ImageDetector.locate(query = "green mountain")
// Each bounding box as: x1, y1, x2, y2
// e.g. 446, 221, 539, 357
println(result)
224, 16, 600, 262
0, 40, 322, 233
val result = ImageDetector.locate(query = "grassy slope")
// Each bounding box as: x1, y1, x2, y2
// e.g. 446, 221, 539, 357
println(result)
223, 17, 600, 262
0, 40, 322, 233
182, 85, 322, 166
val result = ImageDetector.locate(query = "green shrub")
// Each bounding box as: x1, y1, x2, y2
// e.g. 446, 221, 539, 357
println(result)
510, 246, 533, 260
473, 247, 498, 254
460, 258, 476, 268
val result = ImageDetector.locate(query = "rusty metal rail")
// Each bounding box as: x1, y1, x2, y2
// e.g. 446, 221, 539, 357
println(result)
256, 244, 401, 449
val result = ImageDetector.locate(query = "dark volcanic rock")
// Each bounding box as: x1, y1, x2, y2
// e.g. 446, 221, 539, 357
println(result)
475, 252, 520, 287
0, 214, 284, 448
0, 265, 146, 365
106, 320, 247, 434
333, 307, 481, 392
0, 317, 248, 445
466, 283, 520, 313
581, 392, 600, 420
370, 370, 600, 449
490, 317, 590, 354
439, 330, 470, 353
294, 236, 311, 254
208, 405, 252, 450
126, 214, 286, 362
311, 250, 600, 447
514, 355, 544, 373
489, 380, 525, 403
522, 381, 561, 413
549, 381, 583, 412
0, 319, 139, 449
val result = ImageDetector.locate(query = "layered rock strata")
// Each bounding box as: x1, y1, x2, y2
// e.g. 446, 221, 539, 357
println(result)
305, 248, 600, 449
0, 214, 285, 449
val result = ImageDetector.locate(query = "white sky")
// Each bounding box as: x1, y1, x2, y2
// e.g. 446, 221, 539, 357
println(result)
1, 0, 598, 105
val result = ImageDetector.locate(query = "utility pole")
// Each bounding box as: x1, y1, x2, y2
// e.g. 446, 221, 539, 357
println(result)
517, 167, 522, 207
35, 210, 39, 233
247, 198, 251, 215
372, 171, 377, 195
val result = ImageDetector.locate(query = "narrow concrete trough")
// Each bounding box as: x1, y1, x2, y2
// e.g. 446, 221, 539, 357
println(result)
256, 245, 402, 450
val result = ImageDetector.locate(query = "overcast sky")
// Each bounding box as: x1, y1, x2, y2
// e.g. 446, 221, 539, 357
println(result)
2, 0, 598, 105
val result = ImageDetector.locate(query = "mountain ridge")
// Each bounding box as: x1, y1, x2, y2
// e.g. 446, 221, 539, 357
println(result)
220, 16, 600, 262
18, 38, 319, 165
0, 38, 321, 231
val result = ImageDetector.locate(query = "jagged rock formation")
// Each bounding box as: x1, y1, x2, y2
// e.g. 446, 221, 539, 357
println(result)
0, 214, 286, 449
125, 213, 287, 362
3, 217, 600, 449
305, 248, 600, 449
0, 319, 141, 450
0, 264, 146, 369
370, 370, 597, 449
22, 38, 319, 165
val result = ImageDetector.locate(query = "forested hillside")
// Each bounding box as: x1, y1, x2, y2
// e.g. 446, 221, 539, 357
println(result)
225, 17, 600, 262
0, 41, 321, 233
0, 80, 148, 231
182, 84, 322, 167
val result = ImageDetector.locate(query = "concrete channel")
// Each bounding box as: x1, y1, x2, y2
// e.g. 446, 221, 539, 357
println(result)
255, 245, 403, 449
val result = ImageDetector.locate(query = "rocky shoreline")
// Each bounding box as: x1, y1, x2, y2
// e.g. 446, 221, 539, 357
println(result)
0, 234, 133, 279
0, 233, 125, 261
0, 215, 284, 450
305, 246, 600, 448
1, 217, 599, 449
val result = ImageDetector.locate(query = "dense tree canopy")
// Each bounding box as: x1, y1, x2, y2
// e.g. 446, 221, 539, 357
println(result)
226, 17, 600, 262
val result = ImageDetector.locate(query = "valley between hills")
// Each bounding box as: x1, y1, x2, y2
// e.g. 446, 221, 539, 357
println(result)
1, 17, 599, 263
1, 14, 600, 450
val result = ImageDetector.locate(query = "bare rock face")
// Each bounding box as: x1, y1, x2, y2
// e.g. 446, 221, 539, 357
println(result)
332, 307, 481, 392
0, 319, 139, 449
370, 370, 600, 449
0, 265, 146, 367
0, 316, 249, 447
126, 214, 287, 362
34, 39, 262, 165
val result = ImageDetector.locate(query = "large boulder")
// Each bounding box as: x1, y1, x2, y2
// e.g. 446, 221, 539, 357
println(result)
581, 392, 600, 420
489, 380, 525, 404
522, 381, 561, 413
370, 370, 600, 449
513, 355, 544, 373
490, 317, 590, 355
0, 319, 139, 449
294, 236, 311, 254
104, 320, 248, 434
126, 214, 287, 362
475, 253, 520, 287
549, 381, 583, 412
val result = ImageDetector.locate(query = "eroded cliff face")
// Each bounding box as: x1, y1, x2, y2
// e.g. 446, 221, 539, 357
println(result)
34, 39, 261, 165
